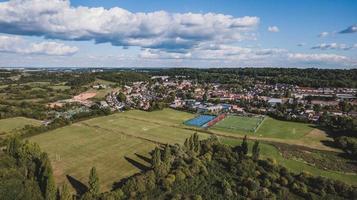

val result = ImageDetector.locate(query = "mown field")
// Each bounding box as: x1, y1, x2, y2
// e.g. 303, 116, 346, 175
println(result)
213, 115, 262, 132
0, 117, 41, 133
27, 109, 357, 190
212, 116, 314, 140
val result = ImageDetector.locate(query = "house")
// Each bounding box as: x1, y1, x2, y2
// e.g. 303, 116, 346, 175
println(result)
232, 105, 244, 113
170, 99, 185, 108
268, 98, 283, 106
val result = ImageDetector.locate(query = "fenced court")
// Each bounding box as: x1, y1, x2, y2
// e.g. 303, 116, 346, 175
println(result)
212, 114, 265, 133
184, 115, 216, 127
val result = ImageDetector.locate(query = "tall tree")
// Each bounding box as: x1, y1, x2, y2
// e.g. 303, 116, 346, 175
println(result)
152, 147, 162, 168
163, 144, 171, 164
241, 135, 248, 155
88, 167, 100, 196
45, 170, 56, 200
59, 182, 72, 200
252, 141, 260, 161
39, 153, 56, 200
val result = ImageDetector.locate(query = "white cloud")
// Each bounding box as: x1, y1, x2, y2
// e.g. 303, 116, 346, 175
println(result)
0, 35, 78, 56
339, 24, 357, 34
139, 43, 286, 61
288, 53, 348, 62
0, 0, 259, 53
311, 43, 355, 51
268, 26, 279, 32
318, 32, 329, 37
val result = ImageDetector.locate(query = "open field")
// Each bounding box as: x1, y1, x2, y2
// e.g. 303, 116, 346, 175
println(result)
0, 117, 41, 133
213, 115, 262, 132
29, 109, 199, 189
28, 109, 357, 190
212, 116, 314, 140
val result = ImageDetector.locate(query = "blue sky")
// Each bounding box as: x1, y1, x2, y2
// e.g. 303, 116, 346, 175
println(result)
0, 0, 356, 68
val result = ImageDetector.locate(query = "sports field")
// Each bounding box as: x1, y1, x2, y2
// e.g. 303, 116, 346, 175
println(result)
213, 115, 263, 132
212, 116, 314, 140
27, 109, 356, 190
255, 117, 314, 139
0, 117, 41, 133
29, 109, 201, 189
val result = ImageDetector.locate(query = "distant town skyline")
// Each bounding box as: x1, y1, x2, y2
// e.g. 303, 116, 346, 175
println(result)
0, 0, 356, 68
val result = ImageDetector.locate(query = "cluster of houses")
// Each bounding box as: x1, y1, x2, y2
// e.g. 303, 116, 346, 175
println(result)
166, 78, 356, 121
45, 75, 356, 125
100, 91, 125, 110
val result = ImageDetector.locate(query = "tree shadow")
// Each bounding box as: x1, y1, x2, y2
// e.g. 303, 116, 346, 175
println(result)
66, 175, 88, 196
111, 172, 141, 190
320, 140, 338, 149
135, 153, 151, 164
124, 156, 151, 172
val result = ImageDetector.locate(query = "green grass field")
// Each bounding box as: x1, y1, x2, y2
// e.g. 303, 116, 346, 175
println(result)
29, 109, 200, 189
213, 115, 262, 132
212, 116, 314, 140
0, 117, 42, 134
256, 117, 315, 139
28, 109, 357, 190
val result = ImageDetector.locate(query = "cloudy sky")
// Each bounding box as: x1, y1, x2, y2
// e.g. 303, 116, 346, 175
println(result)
0, 0, 356, 68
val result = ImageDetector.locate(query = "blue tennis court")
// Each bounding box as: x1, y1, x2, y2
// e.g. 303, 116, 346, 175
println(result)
184, 115, 216, 127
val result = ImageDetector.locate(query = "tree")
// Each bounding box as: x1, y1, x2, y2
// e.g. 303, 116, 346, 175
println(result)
59, 182, 72, 200
241, 135, 248, 155
45, 171, 56, 200
203, 92, 208, 102
152, 147, 162, 168
88, 167, 100, 196
163, 144, 171, 164
252, 141, 260, 161
39, 153, 56, 200
117, 92, 126, 102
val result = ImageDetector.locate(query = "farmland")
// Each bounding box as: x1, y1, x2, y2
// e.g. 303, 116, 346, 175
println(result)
28, 109, 357, 190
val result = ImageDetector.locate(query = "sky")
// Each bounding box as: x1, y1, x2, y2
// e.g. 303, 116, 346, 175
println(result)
0, 0, 356, 68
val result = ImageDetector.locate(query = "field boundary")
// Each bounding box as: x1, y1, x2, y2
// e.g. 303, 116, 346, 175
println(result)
254, 116, 266, 133
203, 113, 227, 127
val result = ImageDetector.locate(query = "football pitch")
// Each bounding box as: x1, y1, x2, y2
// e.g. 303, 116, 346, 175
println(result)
212, 115, 264, 132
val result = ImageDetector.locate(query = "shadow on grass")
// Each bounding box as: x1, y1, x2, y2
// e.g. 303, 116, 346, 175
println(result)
66, 175, 88, 196
135, 153, 151, 164
112, 173, 141, 190
124, 156, 151, 172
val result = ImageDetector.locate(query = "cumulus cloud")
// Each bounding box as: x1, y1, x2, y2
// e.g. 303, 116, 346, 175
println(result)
339, 24, 357, 34
139, 43, 286, 61
318, 32, 329, 37
0, 35, 78, 56
311, 43, 355, 51
288, 53, 348, 62
0, 0, 259, 53
268, 26, 279, 32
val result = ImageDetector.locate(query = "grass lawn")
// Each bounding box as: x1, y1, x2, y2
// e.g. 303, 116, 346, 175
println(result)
213, 115, 262, 132
28, 109, 356, 190
212, 116, 314, 140
30, 123, 157, 191
0, 117, 41, 134
29, 109, 200, 190
255, 117, 315, 139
